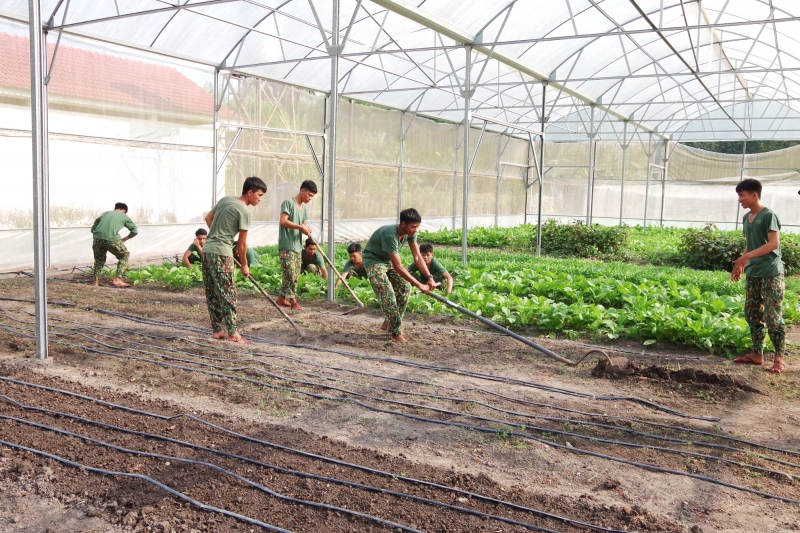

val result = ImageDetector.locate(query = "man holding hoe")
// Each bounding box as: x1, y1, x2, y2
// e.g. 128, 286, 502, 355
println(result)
731, 178, 787, 374
363, 208, 436, 344
202, 176, 267, 345
90, 202, 138, 287
277, 180, 317, 310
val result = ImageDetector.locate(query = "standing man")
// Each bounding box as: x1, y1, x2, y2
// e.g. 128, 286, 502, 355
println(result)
90, 202, 138, 287
731, 178, 786, 374
202, 176, 267, 344
277, 180, 317, 310
363, 208, 435, 344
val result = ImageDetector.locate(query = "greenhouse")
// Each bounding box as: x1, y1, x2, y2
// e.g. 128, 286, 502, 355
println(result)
0, 2, 799, 531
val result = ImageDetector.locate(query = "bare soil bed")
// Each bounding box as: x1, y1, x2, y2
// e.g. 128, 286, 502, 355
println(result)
0, 276, 798, 533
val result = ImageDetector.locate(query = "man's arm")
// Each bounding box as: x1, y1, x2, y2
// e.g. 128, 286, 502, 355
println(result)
443, 271, 453, 295
279, 212, 311, 236
409, 242, 437, 289
182, 250, 193, 268
389, 253, 429, 292
205, 211, 214, 228
121, 218, 138, 242
321, 265, 329, 279
732, 231, 780, 282
236, 230, 249, 277
90, 216, 100, 233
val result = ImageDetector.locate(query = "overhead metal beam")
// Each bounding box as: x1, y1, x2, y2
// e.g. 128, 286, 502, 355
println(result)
370, 0, 667, 140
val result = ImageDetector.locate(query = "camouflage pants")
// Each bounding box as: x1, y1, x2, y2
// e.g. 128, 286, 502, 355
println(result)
303, 264, 321, 275
367, 264, 410, 336
202, 253, 237, 335
745, 273, 785, 356
279, 250, 301, 299
92, 239, 129, 280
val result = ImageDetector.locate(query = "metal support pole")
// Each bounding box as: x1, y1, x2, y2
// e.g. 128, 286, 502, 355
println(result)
319, 97, 328, 245
461, 46, 472, 266
523, 142, 530, 226
325, 0, 340, 301
586, 106, 595, 225
643, 134, 654, 229
494, 134, 501, 228
452, 125, 459, 230
536, 83, 546, 256
660, 141, 669, 227
29, 0, 48, 360
735, 140, 747, 230
41, 29, 50, 268
212, 68, 220, 207
618, 121, 628, 226
398, 111, 404, 220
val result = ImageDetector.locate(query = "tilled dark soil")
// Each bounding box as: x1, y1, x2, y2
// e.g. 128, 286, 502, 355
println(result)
0, 368, 682, 533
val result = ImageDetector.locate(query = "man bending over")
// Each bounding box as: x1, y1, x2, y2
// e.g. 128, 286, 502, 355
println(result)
407, 243, 453, 295
202, 176, 266, 344
91, 202, 138, 287
277, 180, 317, 310
362, 208, 435, 344
301, 238, 328, 279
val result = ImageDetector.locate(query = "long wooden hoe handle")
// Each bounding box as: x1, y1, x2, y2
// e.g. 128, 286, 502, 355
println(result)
232, 257, 303, 336
306, 236, 364, 308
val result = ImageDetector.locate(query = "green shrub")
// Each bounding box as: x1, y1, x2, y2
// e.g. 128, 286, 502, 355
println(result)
678, 225, 745, 272
539, 220, 630, 258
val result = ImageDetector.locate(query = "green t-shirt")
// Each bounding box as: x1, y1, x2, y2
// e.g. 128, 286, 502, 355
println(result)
91, 211, 137, 242
233, 246, 261, 266
743, 207, 783, 278
342, 260, 367, 279
362, 224, 417, 269
408, 258, 447, 281
301, 250, 324, 270
203, 196, 252, 257
186, 243, 202, 264
278, 198, 308, 253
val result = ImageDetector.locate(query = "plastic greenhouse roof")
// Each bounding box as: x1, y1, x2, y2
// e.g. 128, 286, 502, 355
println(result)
4, 0, 800, 142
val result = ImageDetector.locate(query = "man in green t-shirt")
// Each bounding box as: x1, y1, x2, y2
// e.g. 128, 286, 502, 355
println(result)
301, 238, 328, 278
90, 202, 138, 287
277, 180, 317, 310
407, 243, 453, 295
183, 228, 207, 267
731, 179, 786, 374
337, 242, 368, 287
363, 208, 435, 343
202, 176, 266, 345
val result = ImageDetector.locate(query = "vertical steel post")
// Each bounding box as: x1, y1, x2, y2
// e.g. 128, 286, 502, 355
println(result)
643, 134, 654, 229
619, 121, 628, 226
461, 47, 472, 265
494, 133, 501, 228
586, 106, 595, 225
325, 0, 340, 300
319, 96, 328, 244
660, 140, 669, 227
523, 141, 530, 226
29, 0, 48, 360
452, 125, 459, 230
398, 111, 404, 221
41, 29, 50, 268
536, 83, 546, 256
212, 68, 219, 208
735, 140, 747, 230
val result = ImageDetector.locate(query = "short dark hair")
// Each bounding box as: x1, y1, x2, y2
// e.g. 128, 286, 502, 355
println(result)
195, 228, 208, 237
736, 178, 762, 197
300, 180, 318, 194
419, 243, 434, 254
114, 202, 128, 213
399, 208, 422, 225
242, 176, 267, 195
305, 238, 316, 248
347, 242, 362, 254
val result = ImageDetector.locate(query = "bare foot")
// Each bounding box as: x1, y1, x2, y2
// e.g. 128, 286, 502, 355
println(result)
380, 321, 388, 331
391, 334, 407, 344
769, 356, 786, 374
290, 299, 303, 311
276, 296, 291, 308
91, 279, 100, 286
112, 277, 131, 288
211, 332, 229, 340
733, 353, 764, 365
227, 333, 253, 345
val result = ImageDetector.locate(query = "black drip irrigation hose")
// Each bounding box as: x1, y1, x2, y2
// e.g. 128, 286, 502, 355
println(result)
0, 438, 294, 533
0, 297, 719, 421
25, 319, 800, 474
31, 310, 798, 460
0, 411, 426, 533
13, 331, 799, 505
0, 377, 632, 533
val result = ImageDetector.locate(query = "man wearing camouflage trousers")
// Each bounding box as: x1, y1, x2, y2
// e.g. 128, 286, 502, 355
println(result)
362, 208, 435, 344
276, 180, 317, 311
202, 176, 266, 345
90, 202, 138, 287
731, 178, 787, 374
